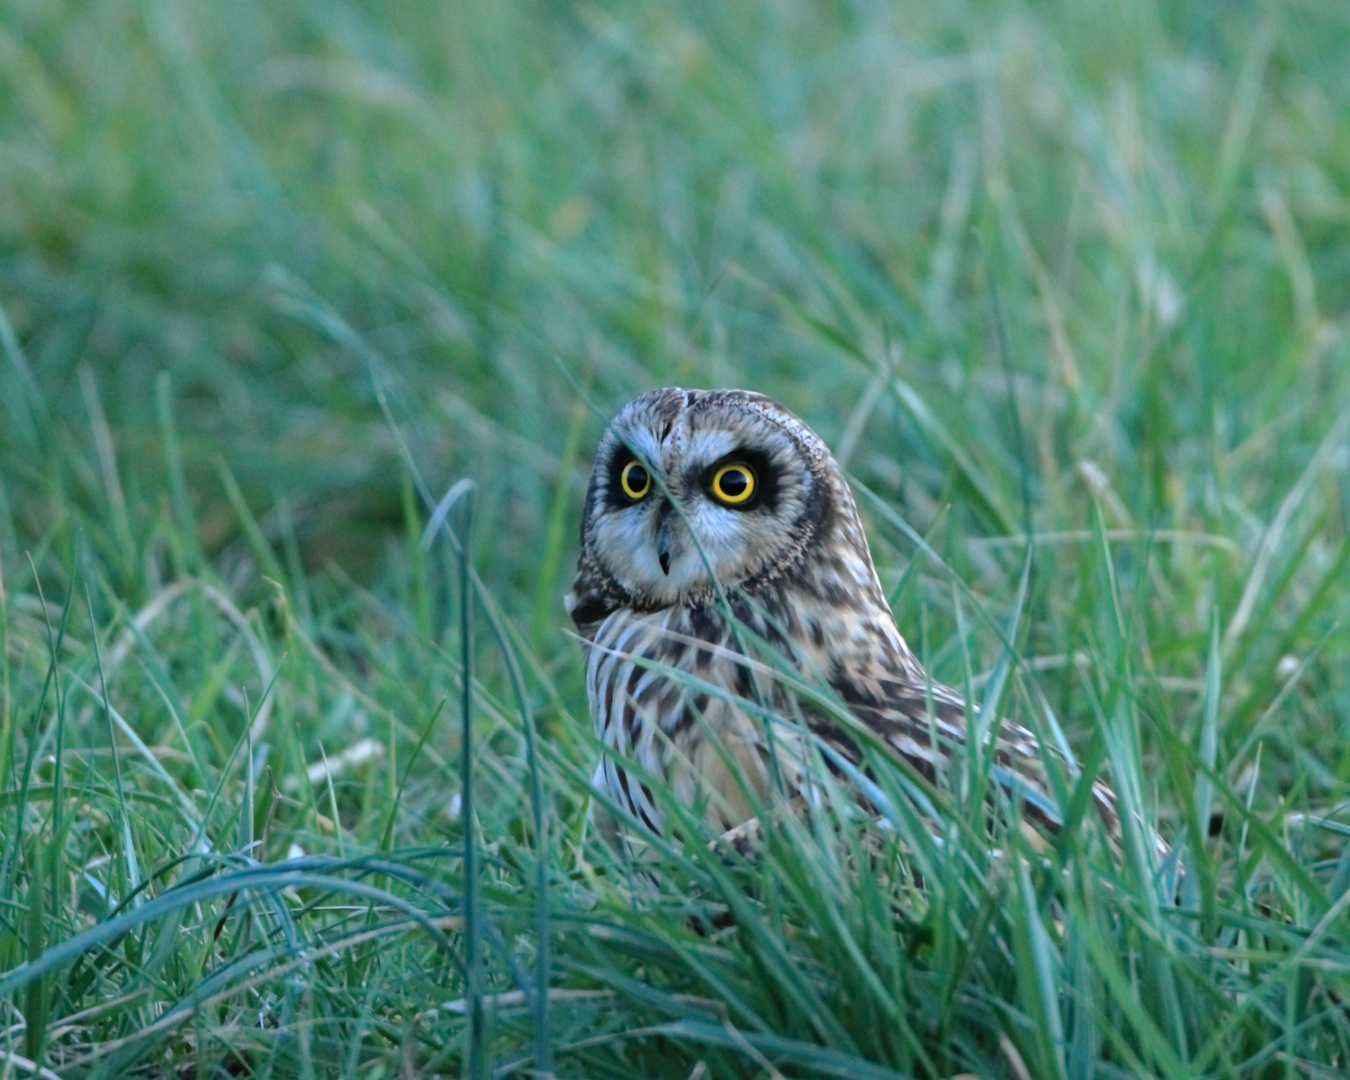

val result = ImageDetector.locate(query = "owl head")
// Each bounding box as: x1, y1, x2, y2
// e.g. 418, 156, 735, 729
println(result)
567, 387, 879, 629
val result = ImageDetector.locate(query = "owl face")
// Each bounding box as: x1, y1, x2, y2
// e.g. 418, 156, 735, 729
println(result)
572, 388, 839, 611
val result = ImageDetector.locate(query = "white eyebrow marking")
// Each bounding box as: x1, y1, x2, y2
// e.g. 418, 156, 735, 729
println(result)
683, 429, 739, 470
613, 424, 664, 467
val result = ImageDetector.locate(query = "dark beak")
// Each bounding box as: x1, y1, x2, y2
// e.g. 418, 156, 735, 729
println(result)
656, 512, 673, 576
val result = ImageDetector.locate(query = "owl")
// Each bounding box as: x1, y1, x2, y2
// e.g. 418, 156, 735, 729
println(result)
566, 387, 1120, 846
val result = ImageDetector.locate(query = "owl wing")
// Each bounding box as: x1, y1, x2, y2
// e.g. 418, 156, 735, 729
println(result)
822, 672, 1122, 841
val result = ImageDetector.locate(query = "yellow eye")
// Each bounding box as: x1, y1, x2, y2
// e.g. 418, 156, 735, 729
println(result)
710, 463, 756, 505
620, 459, 651, 500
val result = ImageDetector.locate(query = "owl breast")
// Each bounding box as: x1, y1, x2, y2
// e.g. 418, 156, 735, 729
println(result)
585, 603, 809, 836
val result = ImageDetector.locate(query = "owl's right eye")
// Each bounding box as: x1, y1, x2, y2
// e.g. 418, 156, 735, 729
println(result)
619, 459, 652, 500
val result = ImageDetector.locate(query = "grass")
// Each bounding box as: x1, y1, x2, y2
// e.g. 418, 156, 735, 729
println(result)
2, 0, 1350, 1075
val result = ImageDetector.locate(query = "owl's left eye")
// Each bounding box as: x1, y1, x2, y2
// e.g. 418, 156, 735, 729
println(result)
619, 459, 652, 500
709, 463, 756, 506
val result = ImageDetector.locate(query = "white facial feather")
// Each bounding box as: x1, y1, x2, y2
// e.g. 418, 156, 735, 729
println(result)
680, 427, 740, 469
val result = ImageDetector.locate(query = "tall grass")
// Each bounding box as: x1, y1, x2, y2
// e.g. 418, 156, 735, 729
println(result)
2, 0, 1349, 1075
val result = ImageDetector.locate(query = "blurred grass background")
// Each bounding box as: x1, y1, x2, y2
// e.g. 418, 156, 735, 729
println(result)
2, 0, 1350, 1076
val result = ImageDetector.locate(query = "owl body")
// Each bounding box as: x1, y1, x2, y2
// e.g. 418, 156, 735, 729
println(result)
568, 388, 1111, 842
583, 602, 795, 834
